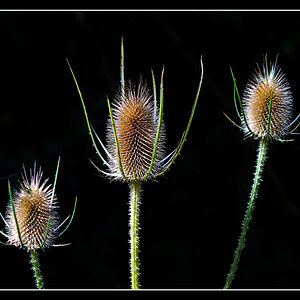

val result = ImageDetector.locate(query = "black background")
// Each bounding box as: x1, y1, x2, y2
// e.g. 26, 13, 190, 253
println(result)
1, 9, 300, 290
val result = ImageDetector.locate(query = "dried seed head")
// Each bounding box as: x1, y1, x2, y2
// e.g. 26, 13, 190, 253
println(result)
242, 59, 293, 139
106, 80, 166, 181
5, 165, 60, 251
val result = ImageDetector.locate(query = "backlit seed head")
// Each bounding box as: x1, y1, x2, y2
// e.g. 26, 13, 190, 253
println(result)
5, 165, 60, 251
106, 80, 166, 181
242, 59, 293, 139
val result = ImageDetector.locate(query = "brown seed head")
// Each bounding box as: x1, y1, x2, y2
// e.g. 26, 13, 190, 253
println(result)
5, 165, 59, 251
106, 80, 166, 181
242, 60, 293, 139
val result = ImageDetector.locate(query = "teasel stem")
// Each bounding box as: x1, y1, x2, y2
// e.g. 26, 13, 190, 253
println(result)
30, 249, 44, 289
224, 137, 269, 289
129, 180, 141, 289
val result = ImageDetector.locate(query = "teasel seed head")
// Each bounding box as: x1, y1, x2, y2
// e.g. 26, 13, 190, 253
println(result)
242, 58, 293, 140
5, 165, 60, 251
67, 38, 203, 184
106, 80, 166, 181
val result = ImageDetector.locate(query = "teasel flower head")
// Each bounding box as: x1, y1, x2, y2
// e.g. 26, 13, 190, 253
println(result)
226, 55, 300, 142
243, 57, 293, 139
106, 80, 166, 181
5, 164, 59, 251
0, 158, 78, 252
67, 37, 203, 183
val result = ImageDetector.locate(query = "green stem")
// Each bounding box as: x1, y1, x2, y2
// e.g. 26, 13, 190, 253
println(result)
30, 250, 44, 289
129, 180, 142, 289
224, 137, 269, 289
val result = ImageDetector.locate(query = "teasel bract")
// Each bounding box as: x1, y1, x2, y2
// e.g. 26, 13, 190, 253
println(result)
68, 37, 203, 289
0, 158, 77, 289
224, 55, 300, 289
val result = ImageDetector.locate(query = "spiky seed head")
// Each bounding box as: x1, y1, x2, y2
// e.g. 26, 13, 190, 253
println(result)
242, 59, 293, 139
106, 80, 166, 181
5, 165, 60, 251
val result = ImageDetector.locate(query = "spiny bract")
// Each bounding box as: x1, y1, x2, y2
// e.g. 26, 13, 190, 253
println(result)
5, 165, 60, 251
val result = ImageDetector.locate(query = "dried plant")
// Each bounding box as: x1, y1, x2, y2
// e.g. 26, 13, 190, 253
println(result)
0, 158, 77, 289
224, 55, 300, 289
68, 37, 203, 289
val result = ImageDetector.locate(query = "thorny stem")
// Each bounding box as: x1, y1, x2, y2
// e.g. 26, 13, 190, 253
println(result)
129, 180, 141, 289
224, 137, 269, 289
30, 250, 44, 289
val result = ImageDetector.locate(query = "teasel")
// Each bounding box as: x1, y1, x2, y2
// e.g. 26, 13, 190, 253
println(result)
0, 157, 77, 289
68, 37, 203, 289
224, 55, 300, 289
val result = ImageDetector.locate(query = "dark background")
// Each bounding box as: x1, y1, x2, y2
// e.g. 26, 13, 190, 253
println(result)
0, 10, 300, 290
